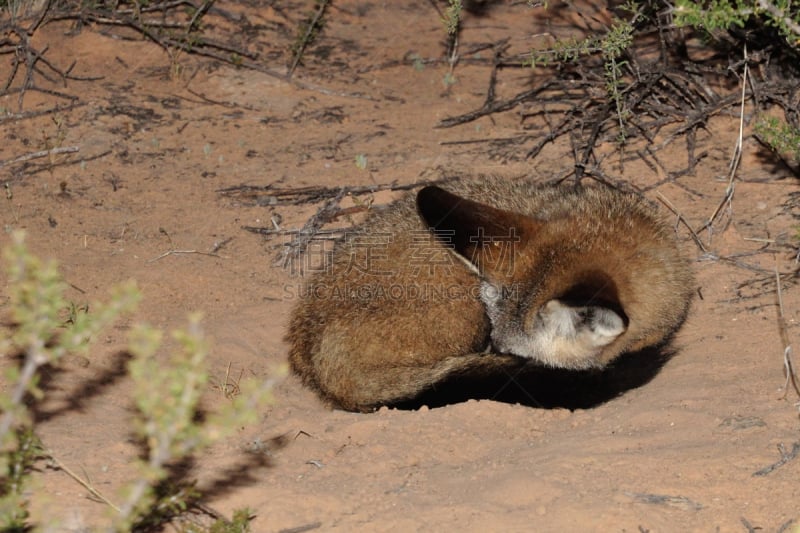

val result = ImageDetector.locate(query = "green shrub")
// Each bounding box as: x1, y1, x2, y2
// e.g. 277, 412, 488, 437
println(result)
0, 233, 276, 531
674, 0, 800, 50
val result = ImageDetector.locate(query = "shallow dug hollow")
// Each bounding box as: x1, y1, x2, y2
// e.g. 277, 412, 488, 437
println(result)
1, 1, 800, 530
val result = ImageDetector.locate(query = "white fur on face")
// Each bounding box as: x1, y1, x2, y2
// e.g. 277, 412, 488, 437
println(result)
480, 281, 625, 369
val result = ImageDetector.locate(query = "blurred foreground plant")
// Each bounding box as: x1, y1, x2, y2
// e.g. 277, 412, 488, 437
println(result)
0, 231, 139, 528
117, 316, 278, 530
0, 233, 278, 531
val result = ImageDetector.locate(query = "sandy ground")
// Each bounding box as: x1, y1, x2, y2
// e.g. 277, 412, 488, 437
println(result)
2, 1, 800, 531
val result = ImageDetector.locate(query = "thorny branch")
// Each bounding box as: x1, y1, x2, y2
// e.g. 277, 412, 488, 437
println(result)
222, 179, 451, 264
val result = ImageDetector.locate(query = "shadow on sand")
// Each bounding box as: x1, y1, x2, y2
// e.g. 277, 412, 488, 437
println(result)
390, 346, 673, 411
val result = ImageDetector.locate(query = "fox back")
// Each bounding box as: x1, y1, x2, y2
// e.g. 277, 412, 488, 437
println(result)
286, 176, 694, 411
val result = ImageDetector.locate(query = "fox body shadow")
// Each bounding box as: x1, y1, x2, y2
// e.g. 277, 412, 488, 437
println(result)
286, 176, 694, 412
389, 345, 675, 411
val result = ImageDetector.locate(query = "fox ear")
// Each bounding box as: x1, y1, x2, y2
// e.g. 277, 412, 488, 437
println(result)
416, 185, 534, 277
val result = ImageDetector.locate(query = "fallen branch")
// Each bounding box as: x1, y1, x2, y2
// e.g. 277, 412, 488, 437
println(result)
218, 178, 445, 206
752, 441, 800, 476
0, 146, 79, 168
276, 191, 346, 269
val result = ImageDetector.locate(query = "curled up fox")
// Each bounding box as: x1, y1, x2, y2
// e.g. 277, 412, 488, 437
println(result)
286, 176, 694, 412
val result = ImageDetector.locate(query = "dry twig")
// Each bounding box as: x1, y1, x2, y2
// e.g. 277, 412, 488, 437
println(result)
46, 451, 121, 512
147, 249, 221, 263
696, 46, 749, 245
288, 0, 330, 79
0, 146, 79, 168
752, 440, 800, 476
774, 257, 800, 405
656, 192, 707, 254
